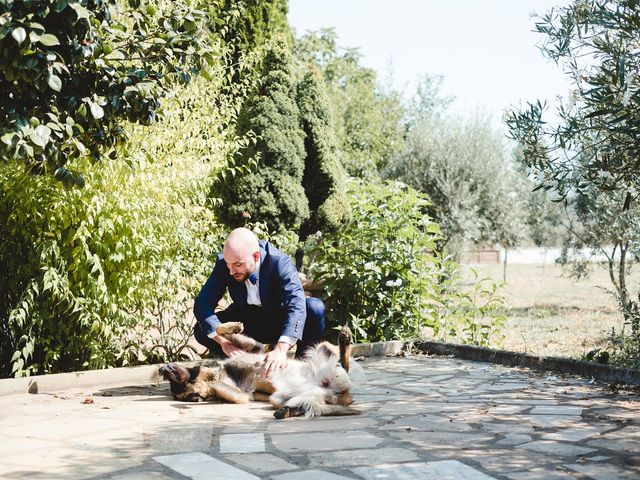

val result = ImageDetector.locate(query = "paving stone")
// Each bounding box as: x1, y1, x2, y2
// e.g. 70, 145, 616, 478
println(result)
0, 448, 145, 480
379, 413, 473, 432
153, 452, 259, 480
504, 467, 579, 479
351, 460, 497, 480
496, 434, 533, 446
353, 393, 408, 403
530, 405, 583, 416
487, 405, 530, 415
567, 462, 640, 480
482, 422, 535, 435
518, 440, 596, 457
515, 415, 581, 428
541, 424, 613, 442
389, 382, 440, 395
224, 453, 298, 473
375, 400, 445, 416
587, 433, 640, 452
219, 433, 265, 453
464, 449, 558, 473
221, 420, 269, 434
390, 430, 495, 450
420, 402, 480, 414
145, 426, 214, 454
308, 447, 422, 467
5, 416, 140, 443
353, 385, 407, 395
271, 469, 356, 480
271, 430, 383, 452
408, 374, 454, 383
591, 404, 640, 420
485, 383, 529, 391
2, 355, 640, 480
108, 471, 175, 480
266, 416, 377, 434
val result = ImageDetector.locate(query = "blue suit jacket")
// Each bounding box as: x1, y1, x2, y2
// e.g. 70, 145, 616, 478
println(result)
193, 240, 306, 343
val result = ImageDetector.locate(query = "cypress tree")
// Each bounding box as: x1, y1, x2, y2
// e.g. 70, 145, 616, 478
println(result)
218, 42, 310, 231
295, 66, 348, 268
218, 0, 291, 97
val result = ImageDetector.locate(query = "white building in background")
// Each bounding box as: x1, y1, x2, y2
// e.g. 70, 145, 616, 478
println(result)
465, 247, 618, 265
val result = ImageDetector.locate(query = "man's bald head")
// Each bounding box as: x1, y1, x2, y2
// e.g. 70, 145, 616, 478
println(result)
223, 228, 260, 282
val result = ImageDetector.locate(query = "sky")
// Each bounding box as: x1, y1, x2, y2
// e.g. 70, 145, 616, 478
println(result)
288, 0, 571, 127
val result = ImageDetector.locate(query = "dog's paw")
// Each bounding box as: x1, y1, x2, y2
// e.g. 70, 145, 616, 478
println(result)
273, 405, 306, 419
273, 407, 289, 419
216, 322, 244, 335
338, 326, 352, 347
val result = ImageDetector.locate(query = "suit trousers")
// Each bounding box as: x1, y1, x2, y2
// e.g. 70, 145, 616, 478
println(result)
193, 297, 325, 359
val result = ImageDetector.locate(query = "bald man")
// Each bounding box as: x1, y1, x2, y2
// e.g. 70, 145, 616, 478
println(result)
193, 228, 325, 376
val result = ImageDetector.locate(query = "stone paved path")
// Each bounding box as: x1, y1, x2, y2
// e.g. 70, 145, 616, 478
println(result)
0, 355, 639, 479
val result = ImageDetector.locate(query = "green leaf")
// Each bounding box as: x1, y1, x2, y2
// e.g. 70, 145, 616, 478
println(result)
30, 125, 52, 147
54, 0, 69, 13
90, 103, 104, 120
11, 27, 26, 44
70, 3, 91, 20
1, 132, 16, 146
54, 167, 66, 180
39, 33, 60, 47
48, 74, 62, 92
75, 174, 86, 188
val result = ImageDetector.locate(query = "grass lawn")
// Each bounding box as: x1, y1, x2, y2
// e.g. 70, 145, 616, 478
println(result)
464, 262, 636, 360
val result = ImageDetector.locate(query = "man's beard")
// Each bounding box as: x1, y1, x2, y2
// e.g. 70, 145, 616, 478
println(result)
232, 272, 249, 283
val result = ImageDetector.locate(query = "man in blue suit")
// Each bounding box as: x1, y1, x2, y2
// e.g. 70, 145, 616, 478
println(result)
193, 227, 325, 376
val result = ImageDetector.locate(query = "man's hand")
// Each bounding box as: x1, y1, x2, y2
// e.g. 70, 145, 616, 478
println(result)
215, 335, 246, 358
263, 342, 290, 377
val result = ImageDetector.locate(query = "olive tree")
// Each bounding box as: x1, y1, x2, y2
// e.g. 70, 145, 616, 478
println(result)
386, 112, 526, 257
505, 0, 640, 366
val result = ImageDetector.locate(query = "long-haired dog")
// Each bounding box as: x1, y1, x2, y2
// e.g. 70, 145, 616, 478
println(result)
159, 323, 363, 419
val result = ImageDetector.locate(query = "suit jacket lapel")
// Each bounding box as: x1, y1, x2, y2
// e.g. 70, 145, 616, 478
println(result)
258, 242, 268, 307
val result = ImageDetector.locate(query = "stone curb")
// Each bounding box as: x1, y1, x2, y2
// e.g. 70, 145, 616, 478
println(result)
3, 338, 637, 395
416, 340, 640, 386
0, 341, 404, 396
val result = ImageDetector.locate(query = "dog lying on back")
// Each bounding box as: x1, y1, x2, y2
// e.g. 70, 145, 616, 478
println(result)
159, 322, 362, 419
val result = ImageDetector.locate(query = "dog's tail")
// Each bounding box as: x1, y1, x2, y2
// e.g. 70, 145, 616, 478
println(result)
338, 325, 352, 372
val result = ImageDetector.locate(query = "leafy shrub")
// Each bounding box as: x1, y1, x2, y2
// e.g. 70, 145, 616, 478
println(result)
0, 0, 213, 183
307, 179, 443, 342
306, 179, 507, 346
432, 263, 507, 347
0, 76, 232, 377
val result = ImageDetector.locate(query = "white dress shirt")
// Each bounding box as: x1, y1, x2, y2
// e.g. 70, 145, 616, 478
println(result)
207, 259, 296, 346
245, 261, 261, 306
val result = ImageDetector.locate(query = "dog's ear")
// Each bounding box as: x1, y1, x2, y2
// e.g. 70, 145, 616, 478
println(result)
188, 365, 201, 383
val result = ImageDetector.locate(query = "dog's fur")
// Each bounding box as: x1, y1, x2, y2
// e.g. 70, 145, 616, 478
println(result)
159, 323, 363, 419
